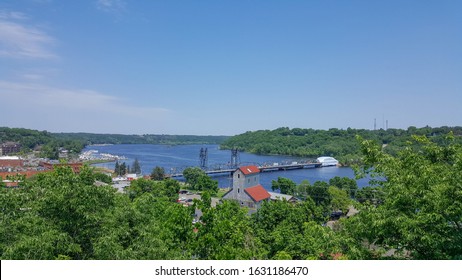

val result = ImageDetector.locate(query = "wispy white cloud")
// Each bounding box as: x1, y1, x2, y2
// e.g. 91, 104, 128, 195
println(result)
0, 10, 57, 59
20, 67, 57, 80
21, 73, 46, 81
0, 11, 27, 20
0, 80, 173, 134
96, 0, 126, 15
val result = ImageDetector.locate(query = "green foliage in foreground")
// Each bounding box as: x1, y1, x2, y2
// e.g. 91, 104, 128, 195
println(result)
347, 133, 462, 259
1, 133, 461, 259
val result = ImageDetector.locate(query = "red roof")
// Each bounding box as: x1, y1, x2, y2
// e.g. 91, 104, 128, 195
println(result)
244, 185, 270, 202
238, 165, 260, 175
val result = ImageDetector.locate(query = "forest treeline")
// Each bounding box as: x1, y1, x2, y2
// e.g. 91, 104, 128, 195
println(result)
220, 126, 462, 165
0, 127, 84, 159
53, 133, 229, 145
1, 127, 228, 159
6, 126, 462, 165
1, 133, 461, 260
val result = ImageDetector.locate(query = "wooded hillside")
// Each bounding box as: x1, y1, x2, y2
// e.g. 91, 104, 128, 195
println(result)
220, 126, 462, 165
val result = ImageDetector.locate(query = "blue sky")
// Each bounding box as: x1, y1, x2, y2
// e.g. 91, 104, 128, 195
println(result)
1, 0, 461, 135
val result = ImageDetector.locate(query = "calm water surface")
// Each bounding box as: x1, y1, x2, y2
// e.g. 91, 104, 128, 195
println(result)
85, 144, 371, 189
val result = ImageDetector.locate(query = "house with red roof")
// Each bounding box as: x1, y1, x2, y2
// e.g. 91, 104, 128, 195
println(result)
222, 165, 271, 209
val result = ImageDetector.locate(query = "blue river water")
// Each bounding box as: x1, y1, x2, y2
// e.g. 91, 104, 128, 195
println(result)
84, 144, 371, 190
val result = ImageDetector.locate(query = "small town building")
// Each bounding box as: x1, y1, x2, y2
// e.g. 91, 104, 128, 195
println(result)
126, 173, 138, 181
39, 162, 83, 173
222, 165, 271, 209
0, 142, 21, 156
268, 191, 298, 203
317, 156, 339, 167
0, 156, 24, 169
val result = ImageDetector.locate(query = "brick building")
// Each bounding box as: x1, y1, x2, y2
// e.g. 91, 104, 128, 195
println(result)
0, 142, 21, 156
0, 156, 24, 169
39, 162, 83, 173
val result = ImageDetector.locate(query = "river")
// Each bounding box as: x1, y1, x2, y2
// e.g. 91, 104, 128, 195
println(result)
84, 144, 371, 190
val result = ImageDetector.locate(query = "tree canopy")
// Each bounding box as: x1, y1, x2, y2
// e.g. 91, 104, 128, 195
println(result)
220, 126, 462, 165
183, 167, 218, 195
2, 132, 461, 260
345, 134, 462, 259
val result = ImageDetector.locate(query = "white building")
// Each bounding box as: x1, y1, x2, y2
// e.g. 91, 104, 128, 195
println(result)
317, 156, 339, 167
268, 191, 298, 203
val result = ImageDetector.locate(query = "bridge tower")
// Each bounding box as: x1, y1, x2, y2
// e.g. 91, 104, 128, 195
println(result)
230, 148, 240, 169
199, 147, 208, 170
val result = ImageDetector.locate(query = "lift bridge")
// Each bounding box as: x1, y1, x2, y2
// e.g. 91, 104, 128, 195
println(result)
166, 148, 321, 178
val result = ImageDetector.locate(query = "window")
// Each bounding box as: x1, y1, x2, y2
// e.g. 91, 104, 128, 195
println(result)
247, 179, 250, 183
238, 174, 240, 178
238, 188, 240, 193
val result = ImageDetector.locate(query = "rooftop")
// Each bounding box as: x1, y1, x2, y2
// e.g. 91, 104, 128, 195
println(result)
268, 191, 297, 201
0, 156, 21, 160
244, 185, 271, 202
238, 165, 260, 175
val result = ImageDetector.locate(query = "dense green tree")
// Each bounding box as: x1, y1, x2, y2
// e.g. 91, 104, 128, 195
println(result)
0, 182, 79, 259
328, 186, 351, 214
0, 166, 117, 259
271, 177, 296, 195
93, 172, 112, 184
182, 167, 204, 190
150, 166, 165, 181
294, 180, 310, 200
329, 176, 358, 198
40, 142, 59, 159
195, 175, 218, 196
182, 167, 218, 194
1, 166, 190, 260
253, 199, 324, 235
355, 186, 385, 205
114, 161, 120, 176
119, 162, 127, 176
126, 178, 180, 202
132, 158, 142, 174
252, 198, 360, 259
306, 181, 331, 210
349, 134, 462, 259
193, 200, 265, 259
93, 193, 192, 260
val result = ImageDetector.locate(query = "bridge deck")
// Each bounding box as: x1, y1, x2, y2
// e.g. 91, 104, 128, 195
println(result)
167, 162, 321, 178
